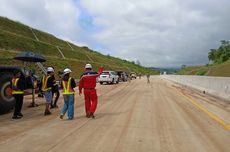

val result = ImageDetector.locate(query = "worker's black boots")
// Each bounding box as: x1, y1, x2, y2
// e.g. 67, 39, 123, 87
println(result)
90, 112, 95, 119
86, 112, 95, 119
44, 110, 51, 116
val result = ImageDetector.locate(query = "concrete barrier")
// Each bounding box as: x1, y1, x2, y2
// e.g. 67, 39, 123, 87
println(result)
161, 75, 230, 101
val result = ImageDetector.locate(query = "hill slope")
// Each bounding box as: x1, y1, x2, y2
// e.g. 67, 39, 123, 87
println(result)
177, 59, 230, 77
0, 16, 158, 77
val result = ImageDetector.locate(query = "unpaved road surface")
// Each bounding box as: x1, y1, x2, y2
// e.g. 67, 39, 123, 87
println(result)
0, 76, 229, 152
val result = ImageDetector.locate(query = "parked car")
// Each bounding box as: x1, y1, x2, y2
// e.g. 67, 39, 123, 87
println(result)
130, 72, 137, 79
116, 71, 128, 82
98, 71, 119, 84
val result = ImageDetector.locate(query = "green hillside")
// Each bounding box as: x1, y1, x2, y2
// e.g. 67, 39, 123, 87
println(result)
0, 16, 159, 77
177, 59, 230, 77
177, 40, 230, 77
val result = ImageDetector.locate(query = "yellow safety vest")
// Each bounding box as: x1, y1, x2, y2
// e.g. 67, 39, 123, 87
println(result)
42, 75, 51, 92
62, 77, 74, 95
12, 78, 24, 94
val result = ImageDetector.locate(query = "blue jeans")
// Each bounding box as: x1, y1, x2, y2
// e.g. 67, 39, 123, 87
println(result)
61, 94, 74, 119
44, 90, 52, 103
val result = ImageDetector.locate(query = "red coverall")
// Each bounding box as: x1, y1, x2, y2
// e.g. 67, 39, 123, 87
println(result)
79, 67, 103, 115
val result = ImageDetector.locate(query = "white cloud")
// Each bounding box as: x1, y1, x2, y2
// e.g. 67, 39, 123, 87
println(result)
0, 0, 230, 67
81, 0, 230, 67
0, 0, 82, 42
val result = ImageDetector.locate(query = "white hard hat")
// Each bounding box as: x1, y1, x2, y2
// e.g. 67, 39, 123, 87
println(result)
47, 67, 54, 72
63, 68, 72, 75
85, 63, 92, 69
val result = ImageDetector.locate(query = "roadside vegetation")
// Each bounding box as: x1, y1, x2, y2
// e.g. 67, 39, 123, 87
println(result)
177, 40, 230, 77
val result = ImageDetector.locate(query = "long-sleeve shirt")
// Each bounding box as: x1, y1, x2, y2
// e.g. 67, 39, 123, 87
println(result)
79, 67, 104, 93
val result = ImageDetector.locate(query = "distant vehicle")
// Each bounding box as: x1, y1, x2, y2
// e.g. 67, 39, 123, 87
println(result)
98, 71, 119, 84
130, 72, 137, 79
116, 71, 128, 82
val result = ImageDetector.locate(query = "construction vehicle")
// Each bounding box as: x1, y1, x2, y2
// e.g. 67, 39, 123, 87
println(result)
0, 52, 46, 114
0, 66, 33, 114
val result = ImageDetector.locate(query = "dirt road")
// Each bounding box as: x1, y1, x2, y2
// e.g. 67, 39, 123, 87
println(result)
0, 76, 229, 152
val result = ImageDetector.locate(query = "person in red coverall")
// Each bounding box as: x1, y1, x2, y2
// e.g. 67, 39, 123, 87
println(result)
79, 64, 104, 119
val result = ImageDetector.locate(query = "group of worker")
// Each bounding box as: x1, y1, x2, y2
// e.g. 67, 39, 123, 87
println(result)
11, 63, 103, 120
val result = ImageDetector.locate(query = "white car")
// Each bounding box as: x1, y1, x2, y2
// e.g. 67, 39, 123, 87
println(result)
98, 71, 119, 84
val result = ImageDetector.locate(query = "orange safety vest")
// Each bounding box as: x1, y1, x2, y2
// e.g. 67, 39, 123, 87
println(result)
62, 77, 74, 95
41, 75, 51, 92
12, 78, 24, 94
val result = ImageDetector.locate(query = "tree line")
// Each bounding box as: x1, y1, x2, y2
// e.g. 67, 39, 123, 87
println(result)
208, 40, 230, 64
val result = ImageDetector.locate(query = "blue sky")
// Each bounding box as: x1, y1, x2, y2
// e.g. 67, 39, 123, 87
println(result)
76, 1, 96, 32
0, 0, 230, 67
74, 0, 111, 55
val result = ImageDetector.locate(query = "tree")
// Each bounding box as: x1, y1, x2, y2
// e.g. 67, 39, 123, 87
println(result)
208, 49, 216, 62
181, 65, 186, 69
219, 40, 230, 62
208, 40, 230, 64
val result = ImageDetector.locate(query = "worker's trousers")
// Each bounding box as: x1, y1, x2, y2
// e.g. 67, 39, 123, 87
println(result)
84, 89, 98, 114
61, 94, 74, 120
13, 94, 24, 116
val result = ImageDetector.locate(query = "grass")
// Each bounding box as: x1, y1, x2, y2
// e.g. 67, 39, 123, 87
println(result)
207, 60, 230, 77
0, 30, 61, 57
0, 50, 110, 77
0, 17, 34, 39
177, 66, 203, 75
0, 16, 159, 77
32, 29, 70, 49
177, 59, 230, 77
195, 68, 208, 76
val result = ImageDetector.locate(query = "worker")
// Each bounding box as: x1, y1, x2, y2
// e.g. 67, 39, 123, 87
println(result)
28, 70, 39, 107
51, 67, 60, 108
79, 64, 103, 119
128, 73, 131, 83
11, 71, 25, 119
139, 73, 142, 79
42, 67, 55, 116
60, 68, 76, 120
147, 74, 150, 83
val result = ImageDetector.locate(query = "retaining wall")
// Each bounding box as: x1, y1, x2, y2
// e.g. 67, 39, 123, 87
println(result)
161, 75, 230, 101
